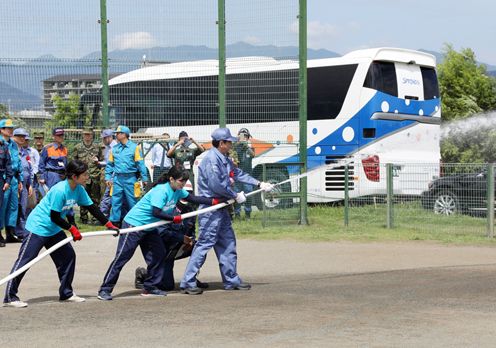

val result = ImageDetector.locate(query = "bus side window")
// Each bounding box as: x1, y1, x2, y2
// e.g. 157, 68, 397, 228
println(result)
420, 67, 439, 100
363, 61, 398, 97
308, 64, 358, 120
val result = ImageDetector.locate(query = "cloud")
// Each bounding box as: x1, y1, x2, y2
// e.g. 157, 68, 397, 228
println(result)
112, 32, 158, 50
242, 36, 263, 45
290, 20, 340, 49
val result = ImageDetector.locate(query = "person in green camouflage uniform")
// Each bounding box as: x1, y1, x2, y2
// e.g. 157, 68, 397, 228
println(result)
72, 128, 103, 224
166, 130, 204, 191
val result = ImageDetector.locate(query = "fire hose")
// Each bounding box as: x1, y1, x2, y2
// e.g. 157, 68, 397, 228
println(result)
0, 171, 310, 287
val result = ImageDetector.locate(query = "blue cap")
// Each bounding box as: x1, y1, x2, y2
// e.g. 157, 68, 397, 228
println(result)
0, 119, 15, 128
13, 128, 29, 137
52, 127, 65, 136
101, 129, 114, 138
115, 125, 130, 136
211, 128, 238, 142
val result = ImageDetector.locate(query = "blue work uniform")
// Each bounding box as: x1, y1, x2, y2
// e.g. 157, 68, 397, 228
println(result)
38, 142, 68, 189
99, 182, 188, 294
105, 140, 148, 223
180, 147, 258, 290
99, 140, 117, 217
0, 138, 23, 231
15, 146, 33, 237
4, 180, 93, 303
0, 140, 13, 231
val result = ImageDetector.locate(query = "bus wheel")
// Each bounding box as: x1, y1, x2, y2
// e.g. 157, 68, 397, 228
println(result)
254, 169, 292, 211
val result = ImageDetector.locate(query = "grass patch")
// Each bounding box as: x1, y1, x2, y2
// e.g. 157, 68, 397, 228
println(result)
234, 203, 496, 246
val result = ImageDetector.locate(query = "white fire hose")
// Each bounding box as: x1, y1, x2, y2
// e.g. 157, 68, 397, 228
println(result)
0, 171, 310, 287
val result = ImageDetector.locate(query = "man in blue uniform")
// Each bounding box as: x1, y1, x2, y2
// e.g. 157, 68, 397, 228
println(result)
38, 127, 68, 190
0, 119, 23, 243
105, 125, 148, 226
0, 120, 13, 247
98, 128, 117, 217
180, 127, 274, 294
12, 128, 33, 238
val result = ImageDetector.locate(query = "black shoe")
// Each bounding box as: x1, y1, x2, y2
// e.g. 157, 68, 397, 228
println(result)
245, 213, 251, 220
6, 229, 22, 243
0, 241, 5, 247
227, 282, 252, 291
180, 287, 203, 295
0, 233, 5, 244
196, 279, 209, 289
135, 267, 147, 290
80, 219, 88, 225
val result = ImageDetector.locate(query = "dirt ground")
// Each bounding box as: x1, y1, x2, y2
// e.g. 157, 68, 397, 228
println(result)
1, 237, 496, 347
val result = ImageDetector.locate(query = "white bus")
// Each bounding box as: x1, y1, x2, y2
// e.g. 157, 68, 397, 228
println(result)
107, 47, 441, 204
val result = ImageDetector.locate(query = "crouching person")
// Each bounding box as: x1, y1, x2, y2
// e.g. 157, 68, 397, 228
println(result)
3, 160, 119, 308
134, 180, 208, 291
97, 166, 223, 301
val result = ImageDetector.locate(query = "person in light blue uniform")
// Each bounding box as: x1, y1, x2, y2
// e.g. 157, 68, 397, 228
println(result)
98, 128, 117, 217
0, 119, 24, 243
3, 160, 119, 308
105, 125, 148, 226
12, 128, 33, 238
97, 166, 222, 301
180, 128, 274, 295
0, 128, 13, 248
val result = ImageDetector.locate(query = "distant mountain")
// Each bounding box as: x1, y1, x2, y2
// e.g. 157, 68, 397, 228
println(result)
82, 41, 340, 62
0, 81, 41, 111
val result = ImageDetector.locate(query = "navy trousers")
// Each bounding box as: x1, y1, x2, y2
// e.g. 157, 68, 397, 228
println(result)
4, 231, 76, 303
99, 222, 166, 293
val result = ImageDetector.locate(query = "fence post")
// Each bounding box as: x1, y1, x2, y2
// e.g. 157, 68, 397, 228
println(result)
99, 0, 109, 128
344, 164, 349, 227
487, 163, 494, 238
217, 0, 226, 128
386, 163, 394, 229
298, 0, 308, 225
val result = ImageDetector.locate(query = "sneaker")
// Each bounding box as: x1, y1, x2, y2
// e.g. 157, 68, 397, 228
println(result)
97, 290, 113, 301
0, 241, 5, 247
141, 289, 167, 297
180, 287, 203, 295
61, 294, 86, 302
3, 300, 28, 308
196, 279, 209, 289
226, 282, 252, 291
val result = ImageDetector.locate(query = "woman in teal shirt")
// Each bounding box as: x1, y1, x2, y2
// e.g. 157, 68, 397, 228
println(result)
3, 160, 119, 308
98, 166, 222, 301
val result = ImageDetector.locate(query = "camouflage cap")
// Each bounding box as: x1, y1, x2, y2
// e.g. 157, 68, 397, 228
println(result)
33, 131, 45, 138
82, 127, 94, 134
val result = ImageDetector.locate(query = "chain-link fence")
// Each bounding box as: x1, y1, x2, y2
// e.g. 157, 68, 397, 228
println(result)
345, 163, 494, 237
0, 1, 299, 143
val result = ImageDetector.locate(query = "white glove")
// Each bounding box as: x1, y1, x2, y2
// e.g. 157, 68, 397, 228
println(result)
259, 182, 275, 192
235, 191, 247, 204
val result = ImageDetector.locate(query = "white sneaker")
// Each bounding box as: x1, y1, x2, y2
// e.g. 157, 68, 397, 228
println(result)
3, 300, 28, 308
62, 294, 86, 303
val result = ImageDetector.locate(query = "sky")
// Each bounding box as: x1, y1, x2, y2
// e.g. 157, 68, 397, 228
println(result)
1, 0, 495, 65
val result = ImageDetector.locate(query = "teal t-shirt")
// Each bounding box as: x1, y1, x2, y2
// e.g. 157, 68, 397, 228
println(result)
124, 182, 189, 227
26, 180, 93, 237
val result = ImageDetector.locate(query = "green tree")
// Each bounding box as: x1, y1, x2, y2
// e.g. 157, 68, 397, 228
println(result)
439, 44, 496, 163
51, 93, 81, 128
438, 44, 496, 121
0, 103, 8, 118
